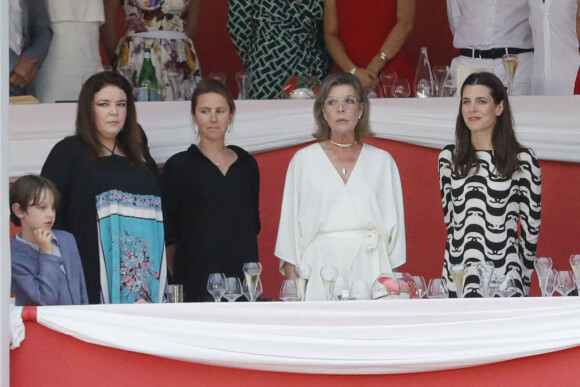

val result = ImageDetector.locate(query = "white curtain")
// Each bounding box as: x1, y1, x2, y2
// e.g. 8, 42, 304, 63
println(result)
11, 298, 580, 374
8, 95, 580, 179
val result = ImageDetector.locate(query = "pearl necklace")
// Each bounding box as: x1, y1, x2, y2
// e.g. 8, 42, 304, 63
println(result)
329, 140, 357, 148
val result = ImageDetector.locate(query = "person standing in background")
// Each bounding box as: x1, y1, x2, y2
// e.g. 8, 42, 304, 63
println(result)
35, 0, 105, 103
100, 0, 202, 101
447, 0, 534, 95
227, 0, 333, 99
9, 0, 53, 97
528, 0, 580, 95
324, 0, 415, 94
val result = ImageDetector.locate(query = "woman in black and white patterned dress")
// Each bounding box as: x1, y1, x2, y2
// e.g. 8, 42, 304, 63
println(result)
438, 72, 541, 297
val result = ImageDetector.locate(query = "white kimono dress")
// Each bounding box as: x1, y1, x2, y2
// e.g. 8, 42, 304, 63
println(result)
275, 143, 406, 301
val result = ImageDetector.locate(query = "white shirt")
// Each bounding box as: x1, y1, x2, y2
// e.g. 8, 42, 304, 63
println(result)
447, 0, 533, 50
528, 0, 580, 95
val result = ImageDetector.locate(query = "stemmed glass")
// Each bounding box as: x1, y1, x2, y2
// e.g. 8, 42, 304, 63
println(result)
235, 71, 249, 100
502, 54, 519, 96
412, 276, 427, 299
207, 273, 226, 302
545, 269, 557, 297
380, 71, 397, 98
477, 261, 495, 298
242, 278, 263, 301
294, 264, 312, 301
554, 271, 576, 296
569, 255, 580, 290
392, 78, 411, 98
349, 280, 370, 300
223, 277, 242, 302
495, 272, 517, 297
332, 275, 350, 301
432, 65, 448, 97
535, 257, 553, 297
450, 263, 467, 298
243, 262, 262, 302
320, 267, 338, 301
279, 279, 300, 301
427, 279, 448, 298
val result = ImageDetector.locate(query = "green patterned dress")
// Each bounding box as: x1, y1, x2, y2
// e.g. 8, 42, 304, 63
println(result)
227, 0, 332, 99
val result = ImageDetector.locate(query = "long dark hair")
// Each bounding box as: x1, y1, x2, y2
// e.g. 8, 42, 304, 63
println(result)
453, 72, 520, 178
76, 71, 145, 167
313, 72, 374, 142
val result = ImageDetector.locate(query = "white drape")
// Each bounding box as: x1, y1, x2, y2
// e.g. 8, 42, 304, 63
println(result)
8, 96, 580, 179
13, 298, 580, 374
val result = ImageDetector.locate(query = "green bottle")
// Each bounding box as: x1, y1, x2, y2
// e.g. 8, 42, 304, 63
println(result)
137, 48, 159, 101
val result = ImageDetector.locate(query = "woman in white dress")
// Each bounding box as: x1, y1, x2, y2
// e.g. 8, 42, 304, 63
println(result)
275, 72, 406, 301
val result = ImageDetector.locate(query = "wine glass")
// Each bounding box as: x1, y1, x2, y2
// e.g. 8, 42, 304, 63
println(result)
279, 279, 300, 301
294, 264, 312, 301
450, 263, 467, 298
207, 273, 226, 302
242, 278, 263, 302
554, 271, 575, 296
477, 261, 495, 298
534, 257, 553, 297
502, 54, 519, 96
392, 78, 411, 98
427, 279, 448, 299
380, 71, 398, 98
320, 267, 338, 301
569, 254, 580, 289
235, 70, 250, 100
223, 277, 242, 302
432, 65, 448, 97
412, 275, 427, 299
332, 275, 350, 301
242, 262, 262, 302
349, 280, 370, 300
495, 272, 517, 297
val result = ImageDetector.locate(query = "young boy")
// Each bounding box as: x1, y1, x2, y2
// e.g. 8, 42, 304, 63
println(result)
10, 175, 88, 306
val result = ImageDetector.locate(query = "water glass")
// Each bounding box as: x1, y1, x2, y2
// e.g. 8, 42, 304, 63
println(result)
380, 71, 398, 98
166, 284, 183, 303
495, 272, 517, 297
427, 279, 448, 299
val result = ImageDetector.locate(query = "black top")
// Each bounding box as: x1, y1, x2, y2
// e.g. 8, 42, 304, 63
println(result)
162, 145, 260, 302
41, 136, 162, 303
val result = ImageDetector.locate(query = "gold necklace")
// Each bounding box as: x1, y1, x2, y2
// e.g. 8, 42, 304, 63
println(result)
329, 140, 357, 148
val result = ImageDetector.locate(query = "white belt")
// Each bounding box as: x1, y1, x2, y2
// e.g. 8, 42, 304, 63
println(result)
312, 229, 380, 251
128, 31, 189, 40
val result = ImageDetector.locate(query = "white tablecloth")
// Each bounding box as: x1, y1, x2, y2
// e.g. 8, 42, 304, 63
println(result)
13, 297, 580, 374
8, 96, 580, 179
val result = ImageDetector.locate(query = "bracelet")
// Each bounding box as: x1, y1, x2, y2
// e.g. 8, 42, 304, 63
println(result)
378, 51, 389, 62
350, 66, 357, 75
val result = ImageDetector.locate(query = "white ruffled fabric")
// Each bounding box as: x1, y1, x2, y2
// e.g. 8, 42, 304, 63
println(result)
10, 304, 25, 350
8, 95, 580, 179
25, 298, 580, 374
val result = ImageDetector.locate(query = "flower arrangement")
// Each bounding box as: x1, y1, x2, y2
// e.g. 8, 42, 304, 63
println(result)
371, 273, 417, 299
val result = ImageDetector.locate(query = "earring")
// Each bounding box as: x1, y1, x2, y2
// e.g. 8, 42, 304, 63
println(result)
358, 115, 362, 120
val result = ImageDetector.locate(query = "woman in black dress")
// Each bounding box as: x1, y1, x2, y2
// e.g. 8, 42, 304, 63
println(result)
41, 71, 166, 304
162, 79, 260, 302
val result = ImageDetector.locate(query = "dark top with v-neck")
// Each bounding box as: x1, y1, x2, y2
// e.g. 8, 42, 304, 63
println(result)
162, 144, 261, 301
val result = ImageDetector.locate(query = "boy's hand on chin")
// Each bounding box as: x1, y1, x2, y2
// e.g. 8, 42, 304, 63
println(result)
33, 229, 54, 255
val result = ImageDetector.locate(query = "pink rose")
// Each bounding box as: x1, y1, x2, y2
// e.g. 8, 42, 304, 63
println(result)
378, 277, 400, 292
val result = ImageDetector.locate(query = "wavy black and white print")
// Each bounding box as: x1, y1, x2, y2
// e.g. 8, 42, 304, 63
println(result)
438, 144, 541, 297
